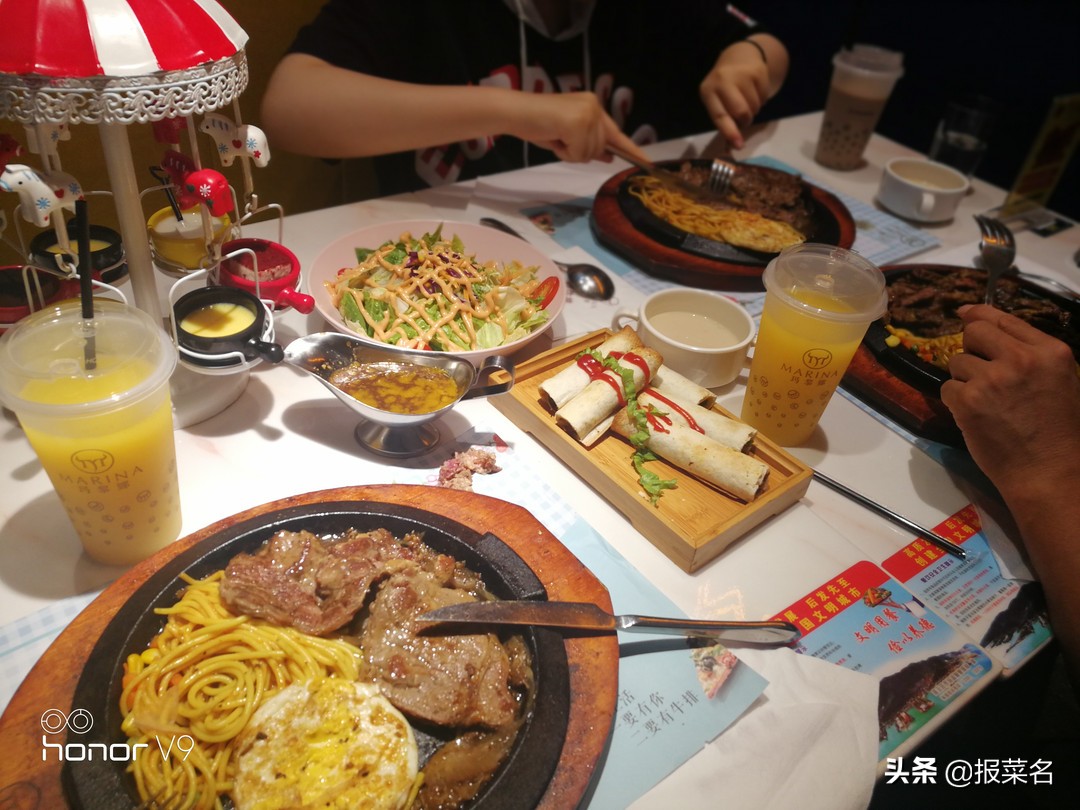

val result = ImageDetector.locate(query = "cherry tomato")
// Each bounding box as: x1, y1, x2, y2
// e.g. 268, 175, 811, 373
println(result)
535, 276, 560, 309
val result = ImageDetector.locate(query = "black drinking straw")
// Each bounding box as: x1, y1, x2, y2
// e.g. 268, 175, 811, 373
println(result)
75, 199, 97, 370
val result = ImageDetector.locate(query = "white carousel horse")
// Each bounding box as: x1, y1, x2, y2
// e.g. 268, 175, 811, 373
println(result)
0, 164, 83, 228
198, 113, 271, 168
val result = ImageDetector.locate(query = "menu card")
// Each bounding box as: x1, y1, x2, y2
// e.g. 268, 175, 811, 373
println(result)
876, 506, 1053, 673
772, 559, 1000, 763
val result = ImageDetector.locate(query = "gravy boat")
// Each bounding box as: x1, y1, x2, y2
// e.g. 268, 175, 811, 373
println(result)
284, 332, 514, 457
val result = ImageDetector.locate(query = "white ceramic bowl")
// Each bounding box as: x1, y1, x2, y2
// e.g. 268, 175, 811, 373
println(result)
309, 219, 566, 366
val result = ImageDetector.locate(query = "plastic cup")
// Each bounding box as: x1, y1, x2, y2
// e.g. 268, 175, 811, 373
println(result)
0, 299, 182, 565
814, 44, 904, 170
740, 244, 887, 445
928, 96, 999, 177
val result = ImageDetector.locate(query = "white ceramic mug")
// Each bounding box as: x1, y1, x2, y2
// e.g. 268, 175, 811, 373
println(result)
877, 157, 970, 222
611, 289, 755, 388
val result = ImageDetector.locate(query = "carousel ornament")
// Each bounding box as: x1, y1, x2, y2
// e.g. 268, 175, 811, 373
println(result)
0, 163, 84, 228
199, 112, 270, 167
0, 0, 250, 321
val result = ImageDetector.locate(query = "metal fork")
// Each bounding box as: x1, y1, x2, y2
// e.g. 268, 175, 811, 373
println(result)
707, 158, 735, 194
607, 146, 734, 201
974, 215, 1016, 305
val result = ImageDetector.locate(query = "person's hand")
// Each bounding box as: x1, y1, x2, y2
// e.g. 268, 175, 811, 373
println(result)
507, 91, 648, 164
699, 41, 772, 149
941, 304, 1080, 500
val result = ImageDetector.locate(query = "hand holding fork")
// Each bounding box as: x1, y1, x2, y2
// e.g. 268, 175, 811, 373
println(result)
974, 215, 1016, 305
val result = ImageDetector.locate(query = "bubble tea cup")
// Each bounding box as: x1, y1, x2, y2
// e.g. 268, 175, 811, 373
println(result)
814, 44, 904, 170
0, 299, 182, 565
740, 244, 887, 445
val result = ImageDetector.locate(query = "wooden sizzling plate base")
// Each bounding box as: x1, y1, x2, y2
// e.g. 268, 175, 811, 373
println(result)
0, 485, 617, 810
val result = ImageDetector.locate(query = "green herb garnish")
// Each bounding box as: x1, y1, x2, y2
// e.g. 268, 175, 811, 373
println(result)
582, 349, 677, 504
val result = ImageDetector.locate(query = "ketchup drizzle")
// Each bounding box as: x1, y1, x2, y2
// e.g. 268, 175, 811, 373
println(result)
576, 353, 625, 403
643, 389, 704, 434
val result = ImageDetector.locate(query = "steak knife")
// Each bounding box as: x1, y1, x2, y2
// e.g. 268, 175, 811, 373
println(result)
417, 601, 800, 646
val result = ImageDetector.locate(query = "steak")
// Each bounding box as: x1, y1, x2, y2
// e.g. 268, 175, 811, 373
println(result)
360, 564, 524, 729
885, 266, 1078, 359
675, 161, 814, 234
220, 528, 409, 636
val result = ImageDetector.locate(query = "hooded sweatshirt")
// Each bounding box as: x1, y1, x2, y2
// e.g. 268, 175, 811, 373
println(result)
290, 0, 762, 194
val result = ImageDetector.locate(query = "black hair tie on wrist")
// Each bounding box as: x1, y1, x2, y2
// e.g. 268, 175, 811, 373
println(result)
742, 38, 767, 65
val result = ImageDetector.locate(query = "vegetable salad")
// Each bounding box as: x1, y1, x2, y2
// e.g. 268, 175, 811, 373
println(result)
325, 226, 556, 352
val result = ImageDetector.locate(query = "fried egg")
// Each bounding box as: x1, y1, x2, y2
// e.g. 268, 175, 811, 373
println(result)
232, 678, 419, 810
714, 211, 805, 253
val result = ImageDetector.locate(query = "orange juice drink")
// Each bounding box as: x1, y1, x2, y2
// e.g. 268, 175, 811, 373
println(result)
0, 301, 181, 565
741, 244, 886, 446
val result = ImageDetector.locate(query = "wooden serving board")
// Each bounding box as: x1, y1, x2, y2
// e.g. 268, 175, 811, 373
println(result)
0, 485, 617, 810
491, 331, 813, 572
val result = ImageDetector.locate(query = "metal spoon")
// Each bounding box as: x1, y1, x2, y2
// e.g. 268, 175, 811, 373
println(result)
479, 216, 615, 300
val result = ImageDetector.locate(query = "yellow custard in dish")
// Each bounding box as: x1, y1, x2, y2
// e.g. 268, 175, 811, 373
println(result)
180, 302, 256, 338
45, 239, 111, 254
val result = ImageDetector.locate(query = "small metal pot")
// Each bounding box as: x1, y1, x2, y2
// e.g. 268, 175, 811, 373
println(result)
174, 286, 283, 367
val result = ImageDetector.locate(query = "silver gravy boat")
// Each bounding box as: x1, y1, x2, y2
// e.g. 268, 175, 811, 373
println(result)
284, 332, 514, 457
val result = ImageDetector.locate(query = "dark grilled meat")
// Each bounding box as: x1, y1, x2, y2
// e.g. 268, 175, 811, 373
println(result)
675, 160, 814, 233
360, 564, 525, 729
884, 266, 1078, 359
220, 528, 409, 636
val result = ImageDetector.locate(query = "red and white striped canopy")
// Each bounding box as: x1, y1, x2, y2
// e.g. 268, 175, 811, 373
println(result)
0, 0, 248, 78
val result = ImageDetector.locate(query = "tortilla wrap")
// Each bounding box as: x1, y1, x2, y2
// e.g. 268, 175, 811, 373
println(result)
638, 388, 755, 452
539, 326, 643, 410
652, 365, 716, 408
611, 409, 768, 502
555, 347, 663, 445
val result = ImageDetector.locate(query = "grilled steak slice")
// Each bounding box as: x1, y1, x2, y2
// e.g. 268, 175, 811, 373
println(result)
220, 528, 407, 636
361, 564, 523, 729
674, 161, 814, 233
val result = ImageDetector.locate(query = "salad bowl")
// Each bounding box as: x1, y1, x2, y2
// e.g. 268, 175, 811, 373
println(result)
308, 219, 565, 366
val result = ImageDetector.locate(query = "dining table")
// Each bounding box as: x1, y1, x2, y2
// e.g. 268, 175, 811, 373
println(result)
2, 110, 1078, 810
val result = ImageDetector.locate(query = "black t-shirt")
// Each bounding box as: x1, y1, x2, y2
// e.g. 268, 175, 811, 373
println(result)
290, 0, 760, 194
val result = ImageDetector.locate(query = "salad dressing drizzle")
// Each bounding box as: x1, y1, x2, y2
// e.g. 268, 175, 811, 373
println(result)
328, 228, 548, 351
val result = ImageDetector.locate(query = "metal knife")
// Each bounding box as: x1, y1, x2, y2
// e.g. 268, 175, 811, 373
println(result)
417, 601, 800, 645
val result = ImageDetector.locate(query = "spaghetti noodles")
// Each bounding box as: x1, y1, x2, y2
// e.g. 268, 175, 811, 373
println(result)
119, 571, 363, 810
628, 175, 805, 252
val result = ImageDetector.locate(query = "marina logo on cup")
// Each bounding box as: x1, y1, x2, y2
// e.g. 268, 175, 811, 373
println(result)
802, 349, 834, 370
70, 448, 115, 475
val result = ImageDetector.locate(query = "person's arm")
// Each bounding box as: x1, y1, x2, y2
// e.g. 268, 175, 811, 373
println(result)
260, 53, 650, 164
698, 33, 789, 149
941, 304, 1080, 688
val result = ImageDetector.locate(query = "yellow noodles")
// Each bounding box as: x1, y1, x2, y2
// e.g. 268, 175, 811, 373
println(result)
628, 175, 805, 252
119, 572, 362, 810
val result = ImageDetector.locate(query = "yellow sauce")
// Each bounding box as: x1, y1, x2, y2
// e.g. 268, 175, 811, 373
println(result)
333, 362, 460, 414
46, 238, 111, 253
179, 302, 256, 338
